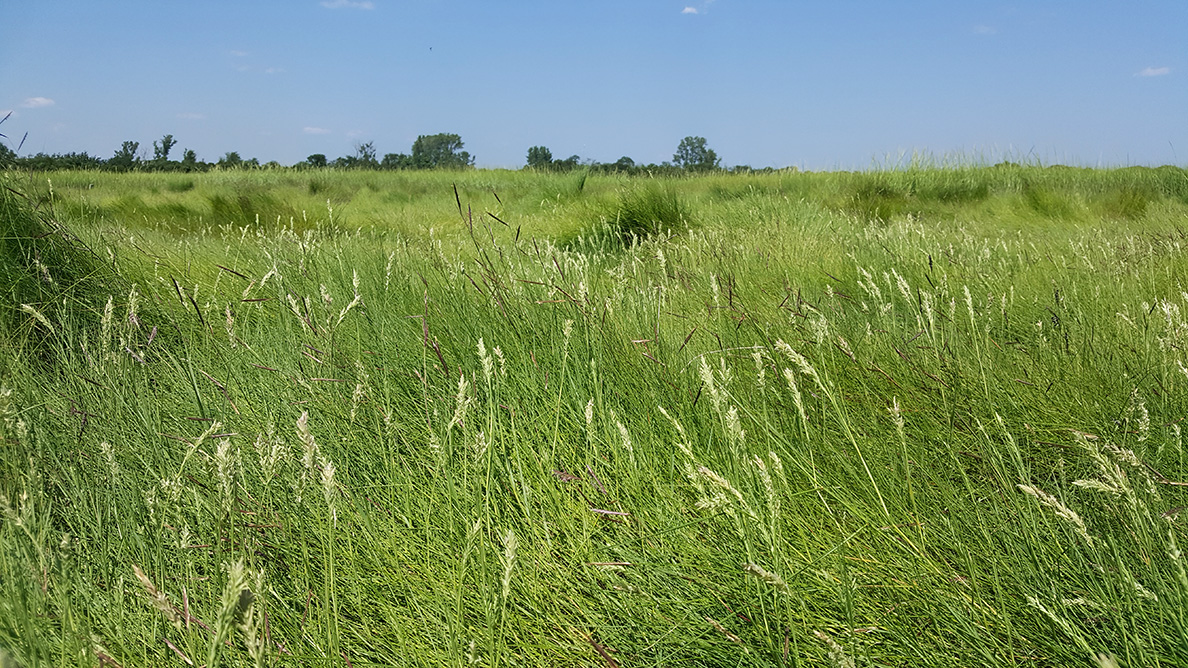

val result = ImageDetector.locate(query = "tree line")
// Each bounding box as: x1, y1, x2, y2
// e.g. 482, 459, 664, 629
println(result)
0, 130, 776, 174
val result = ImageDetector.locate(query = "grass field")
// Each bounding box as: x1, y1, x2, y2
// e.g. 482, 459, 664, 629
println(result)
2, 164, 1188, 667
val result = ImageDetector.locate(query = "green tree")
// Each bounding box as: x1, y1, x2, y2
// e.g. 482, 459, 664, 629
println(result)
381, 153, 412, 170
553, 154, 581, 172
306, 153, 327, 168
108, 141, 140, 171
152, 134, 177, 162
353, 141, 379, 169
411, 133, 473, 169
612, 156, 636, 172
673, 136, 720, 172
179, 149, 200, 172
217, 152, 243, 169
526, 145, 553, 169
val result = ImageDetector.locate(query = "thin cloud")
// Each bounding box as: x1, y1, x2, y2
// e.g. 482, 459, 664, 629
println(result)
303, 127, 331, 135
682, 0, 714, 15
1136, 66, 1170, 77
321, 0, 374, 9
22, 97, 55, 109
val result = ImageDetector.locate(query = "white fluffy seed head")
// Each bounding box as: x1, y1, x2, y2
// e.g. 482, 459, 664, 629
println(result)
477, 338, 493, 383
743, 562, 788, 593
1018, 484, 1094, 544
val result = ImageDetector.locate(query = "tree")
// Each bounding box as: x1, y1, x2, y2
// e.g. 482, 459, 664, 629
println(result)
381, 153, 412, 170
217, 152, 243, 169
108, 141, 140, 171
673, 136, 720, 172
411, 133, 473, 169
612, 156, 636, 172
306, 153, 327, 168
553, 154, 581, 172
353, 141, 378, 169
153, 134, 177, 162
526, 145, 553, 169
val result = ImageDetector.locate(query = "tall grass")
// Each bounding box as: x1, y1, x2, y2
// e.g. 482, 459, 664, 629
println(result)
1, 165, 1187, 666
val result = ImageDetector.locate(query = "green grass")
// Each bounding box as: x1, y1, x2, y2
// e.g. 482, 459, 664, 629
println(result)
2, 165, 1188, 666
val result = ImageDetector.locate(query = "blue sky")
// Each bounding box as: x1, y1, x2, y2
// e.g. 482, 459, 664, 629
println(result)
1, 1, 1184, 169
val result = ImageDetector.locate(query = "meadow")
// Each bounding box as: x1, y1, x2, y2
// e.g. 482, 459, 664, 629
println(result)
2, 163, 1188, 667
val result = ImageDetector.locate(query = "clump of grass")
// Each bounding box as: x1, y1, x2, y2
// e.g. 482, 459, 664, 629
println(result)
1095, 186, 1151, 220
916, 175, 990, 205
836, 174, 913, 222
164, 178, 196, 193
0, 184, 127, 364
208, 190, 301, 229
596, 185, 690, 245
1022, 182, 1076, 219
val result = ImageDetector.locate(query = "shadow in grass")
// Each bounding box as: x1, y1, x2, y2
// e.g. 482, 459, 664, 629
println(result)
0, 183, 132, 368
566, 185, 691, 250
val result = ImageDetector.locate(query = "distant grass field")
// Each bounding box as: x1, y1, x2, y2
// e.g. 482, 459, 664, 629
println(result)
2, 164, 1188, 667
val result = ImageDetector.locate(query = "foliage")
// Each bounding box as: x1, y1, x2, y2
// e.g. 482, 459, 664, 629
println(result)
411, 132, 474, 169
337, 141, 379, 169
217, 151, 244, 169
179, 148, 200, 171
381, 152, 412, 170
673, 135, 720, 172
152, 134, 177, 162
526, 145, 553, 169
107, 141, 140, 171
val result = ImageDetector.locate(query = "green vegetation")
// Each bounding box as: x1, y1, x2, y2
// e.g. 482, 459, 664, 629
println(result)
2, 164, 1188, 666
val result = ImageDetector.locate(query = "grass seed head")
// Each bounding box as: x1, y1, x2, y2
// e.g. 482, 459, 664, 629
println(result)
132, 565, 182, 628
500, 529, 518, 600
448, 373, 472, 431
812, 630, 856, 668
19, 304, 55, 334
321, 457, 337, 523
477, 338, 494, 383
297, 411, 319, 472
1017, 484, 1094, 545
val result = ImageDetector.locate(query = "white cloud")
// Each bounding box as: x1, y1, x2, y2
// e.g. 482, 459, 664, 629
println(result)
973, 25, 996, 35
177, 112, 206, 120
1136, 66, 1170, 77
303, 126, 331, 135
681, 6, 698, 13
321, 0, 374, 9
21, 97, 54, 109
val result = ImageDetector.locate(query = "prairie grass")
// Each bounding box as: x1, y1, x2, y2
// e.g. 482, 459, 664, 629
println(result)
1, 164, 1187, 666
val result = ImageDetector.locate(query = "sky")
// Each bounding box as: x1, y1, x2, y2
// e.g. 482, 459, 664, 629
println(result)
1, 1, 1184, 170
